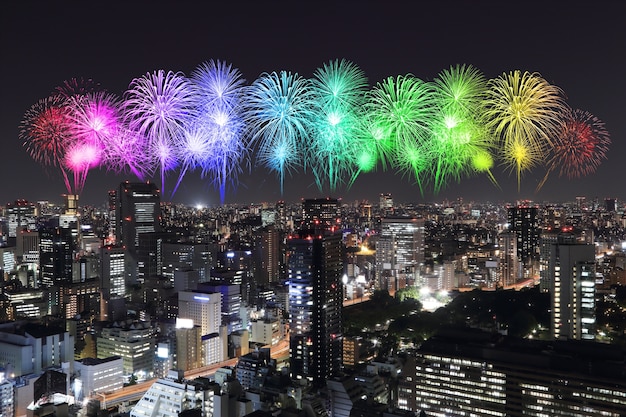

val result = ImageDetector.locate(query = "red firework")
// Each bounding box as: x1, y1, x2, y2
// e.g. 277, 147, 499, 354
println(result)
20, 95, 75, 193
550, 108, 610, 178
55, 77, 101, 98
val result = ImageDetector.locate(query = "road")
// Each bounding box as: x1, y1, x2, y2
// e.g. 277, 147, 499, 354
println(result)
95, 337, 292, 408
94, 298, 364, 409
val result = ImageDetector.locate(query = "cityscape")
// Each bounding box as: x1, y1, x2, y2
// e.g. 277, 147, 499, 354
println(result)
2, 1, 626, 417
0, 189, 626, 417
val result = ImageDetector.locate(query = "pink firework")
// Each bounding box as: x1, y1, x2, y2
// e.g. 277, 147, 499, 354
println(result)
69, 91, 122, 145
65, 142, 103, 194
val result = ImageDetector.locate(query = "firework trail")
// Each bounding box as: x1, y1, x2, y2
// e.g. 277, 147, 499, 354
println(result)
310, 59, 368, 192
482, 70, 567, 190
123, 70, 197, 193
537, 107, 610, 191
430, 64, 496, 192
244, 70, 315, 193
365, 74, 436, 193
177, 60, 248, 202
20, 95, 74, 193
55, 77, 101, 98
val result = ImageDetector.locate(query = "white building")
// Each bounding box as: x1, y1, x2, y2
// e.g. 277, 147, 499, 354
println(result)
0, 322, 74, 377
130, 371, 220, 417
178, 291, 226, 366
74, 356, 123, 402
249, 318, 282, 346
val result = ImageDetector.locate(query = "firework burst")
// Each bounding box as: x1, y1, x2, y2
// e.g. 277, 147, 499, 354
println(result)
537, 107, 610, 191
244, 70, 315, 193
20, 95, 74, 193
429, 65, 494, 192
482, 70, 567, 189
123, 70, 197, 192
182, 60, 248, 202
365, 74, 436, 192
310, 59, 368, 191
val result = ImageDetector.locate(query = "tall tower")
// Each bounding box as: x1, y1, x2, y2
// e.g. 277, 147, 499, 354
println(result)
497, 230, 521, 288
288, 230, 343, 387
39, 225, 74, 288
507, 204, 539, 277
116, 181, 161, 284
550, 233, 596, 341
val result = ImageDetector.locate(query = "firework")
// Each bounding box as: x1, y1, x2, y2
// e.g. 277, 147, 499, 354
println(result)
244, 70, 315, 193
123, 70, 197, 192
365, 74, 436, 192
482, 70, 567, 189
537, 107, 610, 191
20, 95, 74, 193
55, 77, 101, 98
309, 59, 368, 191
180, 61, 248, 202
429, 65, 496, 192
64, 141, 102, 194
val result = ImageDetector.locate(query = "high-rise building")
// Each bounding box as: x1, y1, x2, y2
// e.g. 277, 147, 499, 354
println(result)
174, 319, 202, 371
39, 225, 74, 288
605, 197, 617, 212
6, 199, 38, 238
254, 225, 280, 285
97, 320, 156, 379
288, 230, 343, 387
301, 197, 342, 232
507, 204, 539, 276
100, 245, 126, 299
107, 189, 117, 244
197, 282, 243, 334
379, 193, 394, 216
177, 290, 226, 365
549, 234, 596, 341
376, 217, 425, 290
497, 230, 521, 288
411, 328, 626, 416
116, 181, 161, 284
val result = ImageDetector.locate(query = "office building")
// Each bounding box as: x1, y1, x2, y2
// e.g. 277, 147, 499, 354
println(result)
178, 290, 226, 366
39, 225, 74, 288
507, 204, 540, 276
116, 181, 161, 284
96, 320, 155, 379
288, 230, 343, 387
74, 356, 123, 401
0, 321, 74, 378
376, 217, 425, 289
411, 328, 626, 416
301, 197, 341, 232
549, 234, 596, 341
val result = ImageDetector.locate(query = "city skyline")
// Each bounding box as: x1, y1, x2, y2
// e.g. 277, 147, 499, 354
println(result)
1, 1, 624, 207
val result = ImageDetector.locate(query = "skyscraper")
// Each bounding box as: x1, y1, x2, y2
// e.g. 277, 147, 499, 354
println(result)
549, 233, 596, 341
116, 181, 161, 284
376, 217, 425, 290
288, 230, 343, 386
507, 204, 540, 277
39, 225, 74, 288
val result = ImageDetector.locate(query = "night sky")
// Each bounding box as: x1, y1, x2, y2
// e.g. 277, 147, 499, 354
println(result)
1, 1, 624, 208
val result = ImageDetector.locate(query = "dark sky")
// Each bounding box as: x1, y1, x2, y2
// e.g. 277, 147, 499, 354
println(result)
1, 1, 624, 208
